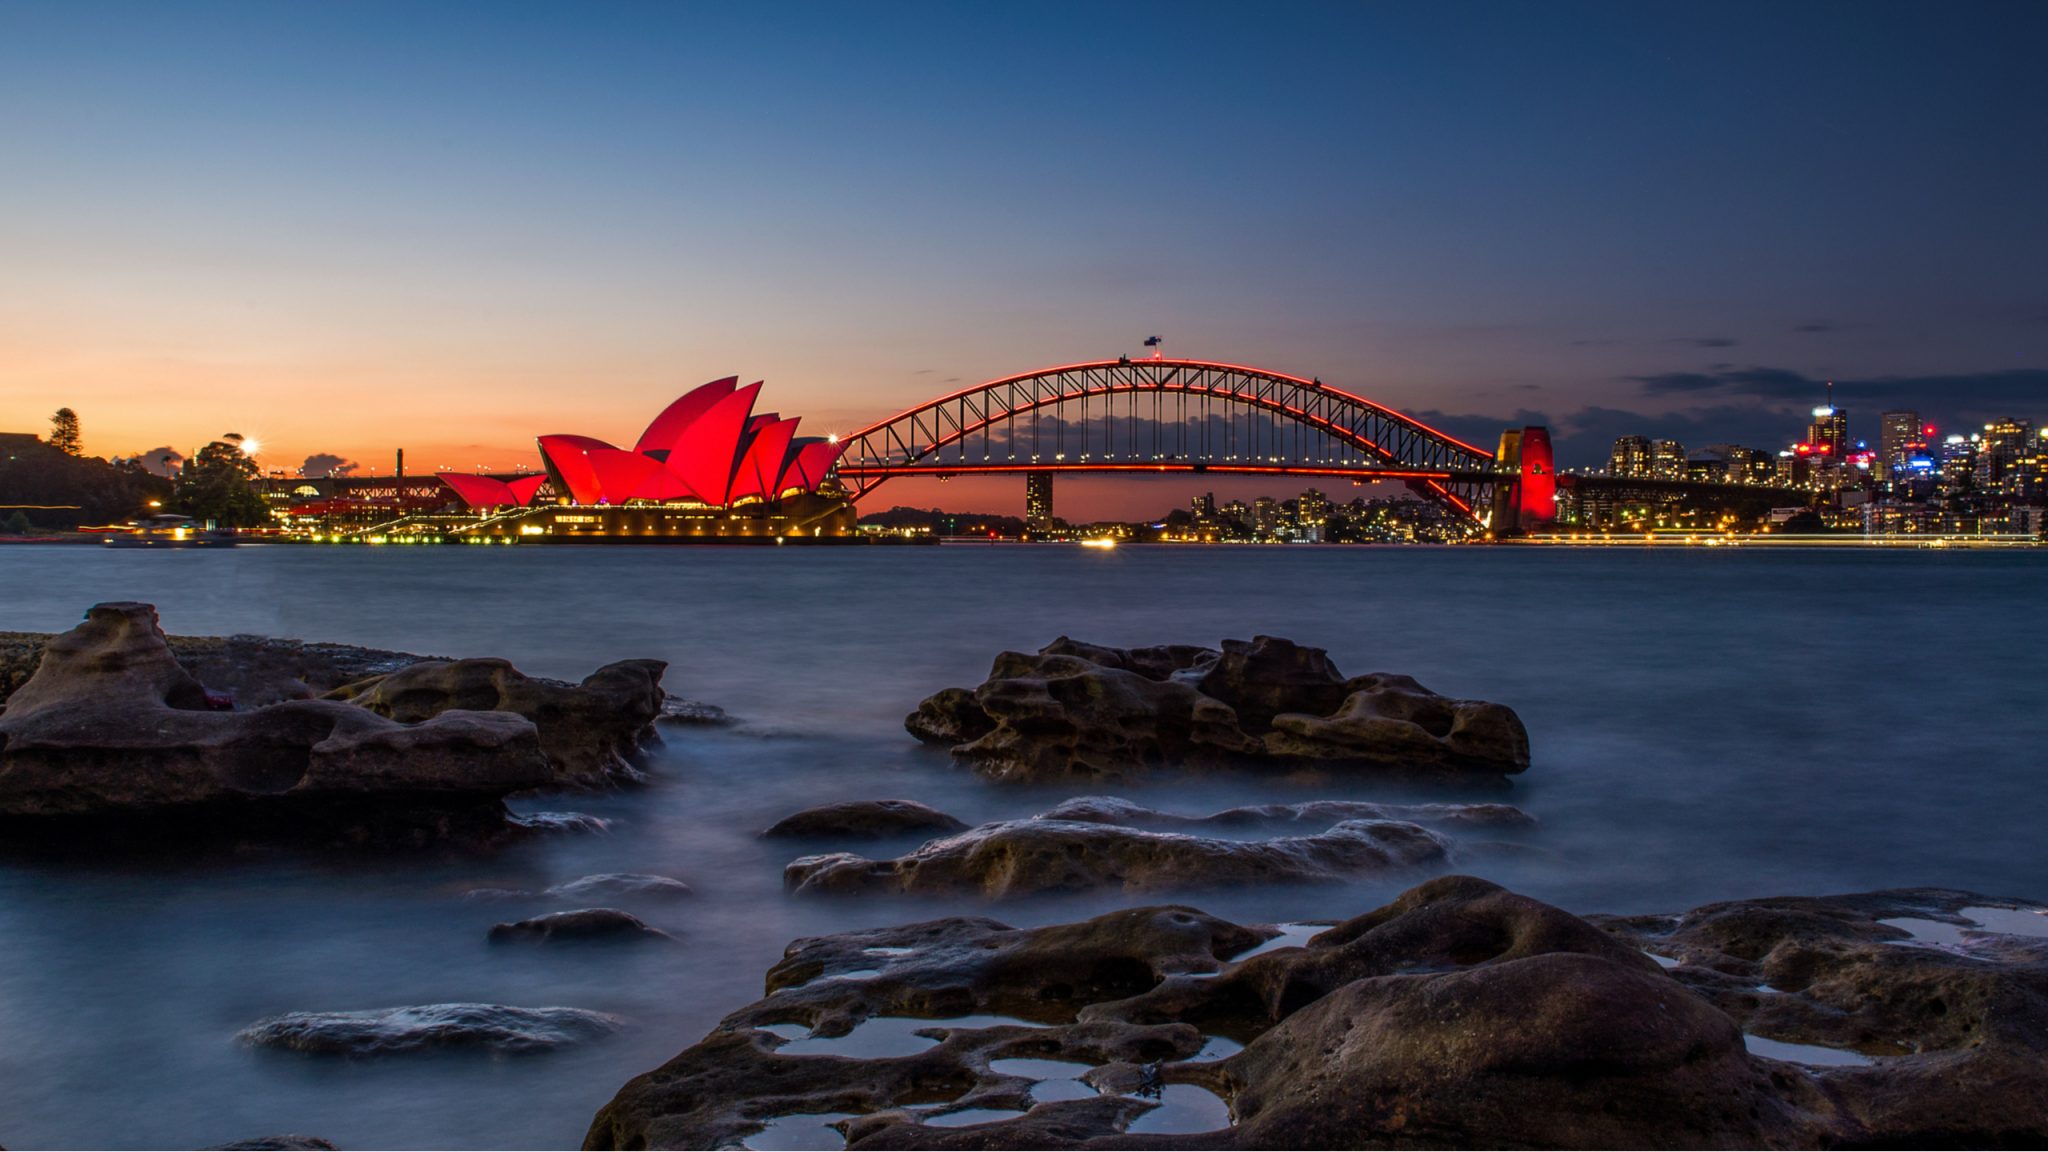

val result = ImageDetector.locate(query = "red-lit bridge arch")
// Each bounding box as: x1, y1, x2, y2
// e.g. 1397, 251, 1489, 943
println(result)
833, 358, 1507, 518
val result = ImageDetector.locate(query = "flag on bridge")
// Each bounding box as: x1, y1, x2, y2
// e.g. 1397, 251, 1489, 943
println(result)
1143, 336, 1161, 347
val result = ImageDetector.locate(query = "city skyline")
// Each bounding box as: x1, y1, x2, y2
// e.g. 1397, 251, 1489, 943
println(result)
5, 1, 2047, 519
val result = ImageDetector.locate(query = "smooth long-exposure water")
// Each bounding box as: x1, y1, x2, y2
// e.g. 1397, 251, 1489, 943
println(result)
1, 544, 2043, 1149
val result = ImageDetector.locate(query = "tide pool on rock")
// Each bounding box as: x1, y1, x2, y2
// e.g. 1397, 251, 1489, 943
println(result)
584, 876, 2048, 1149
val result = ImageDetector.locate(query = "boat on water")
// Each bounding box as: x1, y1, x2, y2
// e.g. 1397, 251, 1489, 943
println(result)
104, 514, 237, 548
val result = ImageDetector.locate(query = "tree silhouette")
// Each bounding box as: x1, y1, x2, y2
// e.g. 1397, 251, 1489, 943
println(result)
173, 438, 269, 528
49, 408, 82, 456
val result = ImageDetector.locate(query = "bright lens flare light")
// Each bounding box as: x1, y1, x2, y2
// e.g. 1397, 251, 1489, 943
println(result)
1080, 537, 1117, 549
239, 438, 261, 456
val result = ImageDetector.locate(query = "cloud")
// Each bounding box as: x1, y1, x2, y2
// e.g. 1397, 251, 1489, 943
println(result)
1632, 365, 1814, 399
130, 446, 183, 477
1629, 365, 2048, 410
1666, 336, 1740, 348
1793, 321, 1836, 334
1569, 338, 1622, 347
1410, 365, 2048, 468
299, 453, 359, 478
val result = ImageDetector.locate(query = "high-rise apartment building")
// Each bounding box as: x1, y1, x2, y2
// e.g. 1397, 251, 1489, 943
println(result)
1609, 435, 1652, 478
1976, 419, 2036, 500
1651, 440, 1687, 481
1024, 470, 1054, 527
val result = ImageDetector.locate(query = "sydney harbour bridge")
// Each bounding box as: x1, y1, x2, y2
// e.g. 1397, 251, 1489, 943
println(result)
832, 357, 1554, 529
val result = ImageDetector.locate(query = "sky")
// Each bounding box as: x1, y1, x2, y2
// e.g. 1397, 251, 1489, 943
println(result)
3, 0, 2045, 519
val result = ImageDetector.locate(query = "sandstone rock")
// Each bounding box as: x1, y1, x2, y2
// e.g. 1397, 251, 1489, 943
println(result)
239, 1003, 623, 1055
327, 656, 666, 787
1595, 888, 2048, 1145
783, 818, 1450, 900
0, 603, 554, 848
544, 873, 693, 900
1037, 794, 1534, 830
761, 799, 970, 839
906, 635, 1527, 782
168, 634, 432, 708
584, 877, 2048, 1150
656, 695, 728, 725
488, 908, 673, 943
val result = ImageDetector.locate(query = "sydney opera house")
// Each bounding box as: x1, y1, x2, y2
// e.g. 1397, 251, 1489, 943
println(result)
439, 377, 856, 541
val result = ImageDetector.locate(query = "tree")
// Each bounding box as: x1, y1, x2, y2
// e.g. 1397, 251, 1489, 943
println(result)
3, 510, 30, 535
173, 438, 269, 528
49, 408, 81, 456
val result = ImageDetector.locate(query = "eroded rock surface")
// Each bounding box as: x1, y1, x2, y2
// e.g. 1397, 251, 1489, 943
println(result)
488, 908, 673, 944
584, 876, 2048, 1150
0, 603, 679, 849
327, 656, 666, 787
785, 818, 1450, 900
763, 800, 972, 840
0, 603, 552, 848
1038, 794, 1534, 830
907, 635, 1528, 782
239, 1003, 624, 1056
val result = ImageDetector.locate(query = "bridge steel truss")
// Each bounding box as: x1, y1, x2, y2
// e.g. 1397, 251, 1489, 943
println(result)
833, 359, 1504, 518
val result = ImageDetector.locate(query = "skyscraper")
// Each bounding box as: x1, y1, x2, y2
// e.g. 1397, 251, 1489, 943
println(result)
1807, 405, 1849, 458
1879, 410, 1923, 478
1024, 470, 1054, 528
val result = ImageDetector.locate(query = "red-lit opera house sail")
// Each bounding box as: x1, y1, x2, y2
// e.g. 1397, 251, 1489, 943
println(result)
633, 376, 737, 457
532, 377, 848, 508
441, 472, 549, 510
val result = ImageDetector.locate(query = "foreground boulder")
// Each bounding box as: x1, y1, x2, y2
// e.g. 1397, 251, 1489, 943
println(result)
785, 818, 1451, 900
0, 603, 678, 849
0, 603, 555, 849
325, 656, 666, 787
240, 1003, 623, 1055
583, 876, 2048, 1149
907, 636, 1528, 782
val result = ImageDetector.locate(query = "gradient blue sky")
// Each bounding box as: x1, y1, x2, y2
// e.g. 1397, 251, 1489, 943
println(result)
3, 0, 2044, 516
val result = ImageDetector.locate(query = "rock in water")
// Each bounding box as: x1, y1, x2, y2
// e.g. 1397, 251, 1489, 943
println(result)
0, 603, 554, 848
760, 799, 970, 839
202, 1138, 339, 1151
906, 635, 1528, 782
583, 876, 2048, 1150
783, 818, 1450, 899
1037, 794, 1534, 830
326, 656, 667, 787
544, 873, 694, 900
239, 1003, 623, 1055
488, 908, 673, 943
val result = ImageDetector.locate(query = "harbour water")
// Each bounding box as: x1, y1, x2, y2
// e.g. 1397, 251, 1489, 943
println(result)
0, 544, 2043, 1149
